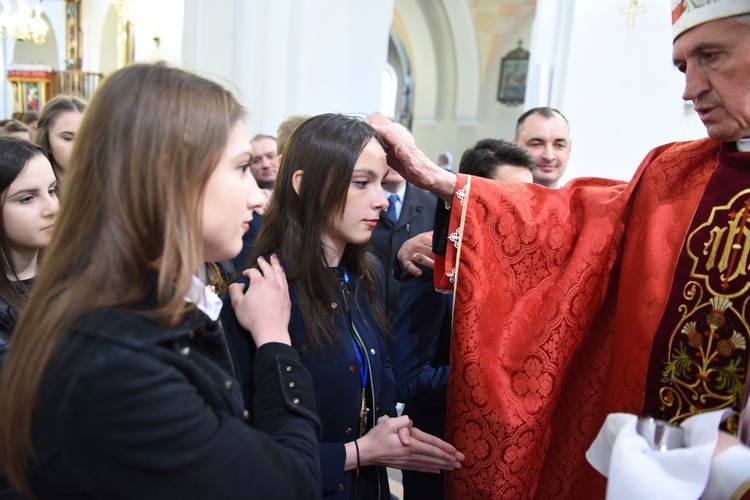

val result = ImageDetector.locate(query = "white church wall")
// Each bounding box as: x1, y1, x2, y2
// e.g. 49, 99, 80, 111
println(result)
525, 0, 572, 109
83, 0, 106, 72
557, 0, 705, 185
87, 1, 116, 76
129, 0, 184, 64
440, 0, 480, 124
182, 0, 240, 82
182, 0, 394, 138
280, 2, 394, 121
40, 1, 65, 71
11, 14, 58, 68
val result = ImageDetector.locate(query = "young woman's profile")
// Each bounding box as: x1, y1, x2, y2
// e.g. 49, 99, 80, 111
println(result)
0, 63, 322, 499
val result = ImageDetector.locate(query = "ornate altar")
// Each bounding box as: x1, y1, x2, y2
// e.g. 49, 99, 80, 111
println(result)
6, 64, 52, 114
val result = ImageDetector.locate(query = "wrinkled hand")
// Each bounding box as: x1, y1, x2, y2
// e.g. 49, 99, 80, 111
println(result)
358, 415, 464, 473
229, 255, 291, 347
397, 231, 435, 276
374, 124, 456, 201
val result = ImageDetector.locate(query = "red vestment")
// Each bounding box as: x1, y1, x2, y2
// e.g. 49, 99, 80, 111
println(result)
437, 138, 750, 499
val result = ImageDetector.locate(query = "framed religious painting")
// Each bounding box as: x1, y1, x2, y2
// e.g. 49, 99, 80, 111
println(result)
65, 0, 81, 69
497, 42, 530, 106
24, 82, 41, 112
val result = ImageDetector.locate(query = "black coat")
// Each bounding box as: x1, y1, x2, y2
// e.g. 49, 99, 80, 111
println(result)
0, 299, 16, 363
369, 185, 437, 319
0, 295, 21, 498
27, 300, 322, 499
0, 278, 33, 365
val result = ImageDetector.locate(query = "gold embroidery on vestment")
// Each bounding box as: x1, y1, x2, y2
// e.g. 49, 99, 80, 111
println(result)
658, 189, 750, 432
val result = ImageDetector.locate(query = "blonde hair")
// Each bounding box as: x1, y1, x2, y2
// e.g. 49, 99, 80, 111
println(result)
0, 62, 244, 496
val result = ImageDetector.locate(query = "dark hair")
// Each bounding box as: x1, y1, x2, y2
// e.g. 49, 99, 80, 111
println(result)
514, 107, 569, 139
3, 121, 29, 137
459, 138, 536, 178
0, 136, 46, 312
276, 115, 310, 155
34, 94, 86, 176
0, 63, 244, 495
250, 113, 390, 355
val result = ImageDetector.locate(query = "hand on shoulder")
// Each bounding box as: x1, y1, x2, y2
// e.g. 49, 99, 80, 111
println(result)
229, 255, 291, 347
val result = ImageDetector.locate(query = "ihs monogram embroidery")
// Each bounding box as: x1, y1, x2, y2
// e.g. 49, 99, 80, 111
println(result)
691, 192, 750, 297
658, 190, 750, 432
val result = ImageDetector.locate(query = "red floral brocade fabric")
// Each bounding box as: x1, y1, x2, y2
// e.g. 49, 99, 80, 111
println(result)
436, 138, 723, 499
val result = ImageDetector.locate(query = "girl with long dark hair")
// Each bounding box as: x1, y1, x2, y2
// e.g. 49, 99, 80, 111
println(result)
226, 113, 463, 499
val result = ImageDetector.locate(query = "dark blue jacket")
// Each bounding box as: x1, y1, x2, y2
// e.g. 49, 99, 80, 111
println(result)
223, 269, 397, 499
28, 300, 322, 499
390, 267, 453, 500
230, 213, 263, 272
391, 267, 452, 409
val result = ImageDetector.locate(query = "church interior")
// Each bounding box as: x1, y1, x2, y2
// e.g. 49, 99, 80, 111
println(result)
0, 0, 707, 184
0, 1, 747, 499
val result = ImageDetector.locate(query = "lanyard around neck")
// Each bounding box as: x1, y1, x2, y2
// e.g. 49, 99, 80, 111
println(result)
342, 269, 368, 388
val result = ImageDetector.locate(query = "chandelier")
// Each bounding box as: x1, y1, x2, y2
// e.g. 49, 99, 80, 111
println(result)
0, 0, 48, 44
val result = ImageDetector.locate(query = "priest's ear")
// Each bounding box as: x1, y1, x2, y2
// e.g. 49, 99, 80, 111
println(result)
292, 170, 303, 195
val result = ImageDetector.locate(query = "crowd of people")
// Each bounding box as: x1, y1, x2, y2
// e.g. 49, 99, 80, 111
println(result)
0, 1, 746, 499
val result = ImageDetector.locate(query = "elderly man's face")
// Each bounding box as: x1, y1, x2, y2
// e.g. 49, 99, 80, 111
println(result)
673, 18, 750, 142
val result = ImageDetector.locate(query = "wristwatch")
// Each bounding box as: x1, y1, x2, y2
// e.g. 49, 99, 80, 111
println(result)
636, 417, 685, 452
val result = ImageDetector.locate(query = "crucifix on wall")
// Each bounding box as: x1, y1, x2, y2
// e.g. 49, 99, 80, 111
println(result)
621, 0, 646, 28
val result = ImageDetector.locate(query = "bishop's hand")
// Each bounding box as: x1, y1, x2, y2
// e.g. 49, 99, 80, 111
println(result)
375, 124, 456, 202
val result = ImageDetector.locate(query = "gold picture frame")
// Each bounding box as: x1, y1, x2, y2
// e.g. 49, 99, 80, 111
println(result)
497, 43, 530, 106
65, 0, 81, 69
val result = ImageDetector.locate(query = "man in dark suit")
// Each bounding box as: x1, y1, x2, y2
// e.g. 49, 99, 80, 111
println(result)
369, 165, 436, 320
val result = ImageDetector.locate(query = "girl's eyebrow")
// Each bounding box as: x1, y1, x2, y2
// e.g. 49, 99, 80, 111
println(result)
351, 168, 380, 176
8, 188, 39, 198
